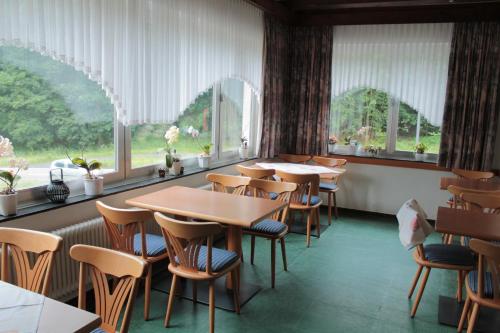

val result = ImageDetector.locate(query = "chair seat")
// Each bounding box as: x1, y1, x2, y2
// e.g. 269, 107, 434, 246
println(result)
319, 182, 338, 191
133, 233, 167, 257
424, 244, 474, 266
468, 271, 494, 298
176, 246, 239, 272
301, 195, 321, 206
91, 328, 106, 333
248, 219, 287, 235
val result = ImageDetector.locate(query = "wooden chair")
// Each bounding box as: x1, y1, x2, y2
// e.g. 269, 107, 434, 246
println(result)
452, 168, 495, 181
312, 156, 347, 224
243, 179, 297, 288
0, 227, 62, 296
96, 201, 169, 320
278, 153, 312, 164
206, 173, 251, 195
460, 192, 500, 248
275, 170, 322, 247
458, 239, 500, 333
70, 244, 147, 333
236, 164, 275, 180
154, 213, 241, 333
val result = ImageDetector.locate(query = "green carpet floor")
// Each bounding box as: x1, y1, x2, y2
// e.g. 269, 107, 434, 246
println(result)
129, 210, 457, 333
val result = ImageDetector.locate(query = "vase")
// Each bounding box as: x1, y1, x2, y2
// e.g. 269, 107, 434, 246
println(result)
0, 192, 17, 216
83, 176, 104, 196
198, 155, 210, 169
239, 147, 249, 159
415, 153, 426, 161
169, 161, 182, 176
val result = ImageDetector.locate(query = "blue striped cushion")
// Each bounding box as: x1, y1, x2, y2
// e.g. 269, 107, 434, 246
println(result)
176, 246, 239, 272
269, 192, 279, 200
133, 233, 167, 257
319, 182, 338, 191
91, 328, 106, 333
250, 219, 287, 235
468, 271, 494, 298
301, 195, 321, 206
424, 244, 474, 266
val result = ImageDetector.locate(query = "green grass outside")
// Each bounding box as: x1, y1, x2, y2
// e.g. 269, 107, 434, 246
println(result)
356, 134, 441, 154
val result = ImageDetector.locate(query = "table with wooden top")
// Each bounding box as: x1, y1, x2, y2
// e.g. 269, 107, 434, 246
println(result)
435, 206, 500, 332
0, 281, 101, 333
440, 177, 500, 191
254, 162, 346, 179
126, 186, 287, 311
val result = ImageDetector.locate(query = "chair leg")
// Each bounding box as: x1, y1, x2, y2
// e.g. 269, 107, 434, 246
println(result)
280, 237, 287, 271
144, 264, 152, 320
192, 281, 198, 304
231, 269, 241, 314
457, 271, 463, 302
410, 267, 431, 318
271, 239, 276, 288
164, 274, 178, 327
458, 296, 471, 332
408, 265, 423, 299
250, 235, 255, 265
327, 192, 332, 225
466, 303, 480, 333
306, 211, 312, 247
209, 281, 215, 333
315, 208, 320, 238
333, 192, 339, 219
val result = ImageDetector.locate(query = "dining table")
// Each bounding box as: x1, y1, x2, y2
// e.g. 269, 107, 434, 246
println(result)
0, 281, 101, 333
254, 162, 346, 179
126, 185, 287, 311
440, 176, 500, 191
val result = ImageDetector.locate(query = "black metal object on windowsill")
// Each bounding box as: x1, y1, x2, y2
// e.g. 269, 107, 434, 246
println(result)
46, 168, 70, 203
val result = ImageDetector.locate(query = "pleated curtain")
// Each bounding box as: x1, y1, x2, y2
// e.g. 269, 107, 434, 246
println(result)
0, 0, 264, 125
331, 24, 453, 127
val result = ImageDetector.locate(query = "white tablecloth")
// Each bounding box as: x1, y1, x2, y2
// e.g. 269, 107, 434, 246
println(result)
256, 163, 343, 175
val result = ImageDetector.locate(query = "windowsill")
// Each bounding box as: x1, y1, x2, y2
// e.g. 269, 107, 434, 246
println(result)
0, 157, 257, 224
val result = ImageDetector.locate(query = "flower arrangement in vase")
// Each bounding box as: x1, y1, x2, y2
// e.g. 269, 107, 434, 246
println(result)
414, 143, 428, 161
188, 126, 212, 169
239, 137, 249, 159
68, 154, 103, 196
0, 136, 28, 216
164, 126, 182, 176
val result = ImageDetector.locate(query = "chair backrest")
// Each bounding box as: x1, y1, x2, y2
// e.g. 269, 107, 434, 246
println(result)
447, 185, 500, 209
0, 227, 62, 296
96, 201, 152, 259
249, 179, 297, 223
278, 154, 312, 164
206, 173, 251, 196
70, 244, 147, 333
275, 170, 319, 207
469, 239, 500, 300
236, 165, 275, 180
461, 192, 500, 214
452, 168, 495, 181
312, 156, 347, 168
154, 213, 222, 275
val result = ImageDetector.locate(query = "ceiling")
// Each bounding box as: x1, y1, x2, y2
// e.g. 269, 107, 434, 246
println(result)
248, 0, 500, 25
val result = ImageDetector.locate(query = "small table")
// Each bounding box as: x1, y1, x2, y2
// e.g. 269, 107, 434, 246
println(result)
126, 186, 286, 311
255, 162, 346, 179
0, 281, 101, 333
440, 177, 500, 191
435, 207, 500, 332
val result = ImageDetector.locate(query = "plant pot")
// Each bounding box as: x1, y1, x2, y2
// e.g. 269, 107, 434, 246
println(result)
83, 177, 104, 196
169, 161, 182, 176
415, 153, 426, 161
239, 147, 249, 159
0, 192, 17, 216
198, 155, 210, 169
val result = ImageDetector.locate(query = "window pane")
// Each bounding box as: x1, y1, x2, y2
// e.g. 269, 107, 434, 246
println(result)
330, 88, 388, 149
0, 46, 115, 189
130, 89, 213, 168
220, 79, 244, 152
396, 103, 441, 154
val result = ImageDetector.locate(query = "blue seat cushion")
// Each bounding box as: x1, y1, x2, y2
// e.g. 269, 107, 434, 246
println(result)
250, 219, 287, 235
91, 328, 106, 333
463, 236, 471, 247
133, 233, 167, 257
468, 271, 494, 298
176, 246, 239, 272
319, 182, 338, 191
301, 195, 321, 206
424, 244, 474, 266
269, 192, 279, 200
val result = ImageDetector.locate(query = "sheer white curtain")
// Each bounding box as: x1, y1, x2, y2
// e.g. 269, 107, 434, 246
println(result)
331, 23, 453, 126
0, 0, 263, 125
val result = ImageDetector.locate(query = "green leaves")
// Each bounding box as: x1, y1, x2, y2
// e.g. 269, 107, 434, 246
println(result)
0, 171, 14, 184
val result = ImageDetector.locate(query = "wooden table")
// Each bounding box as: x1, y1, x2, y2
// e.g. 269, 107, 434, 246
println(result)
440, 177, 500, 191
0, 281, 101, 333
254, 162, 346, 179
126, 185, 287, 289
435, 206, 500, 241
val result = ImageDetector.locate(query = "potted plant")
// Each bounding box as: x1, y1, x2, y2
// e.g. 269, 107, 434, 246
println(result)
0, 136, 28, 216
164, 126, 182, 176
69, 154, 103, 196
366, 145, 381, 157
328, 135, 338, 152
188, 126, 212, 169
415, 143, 428, 161
239, 137, 249, 159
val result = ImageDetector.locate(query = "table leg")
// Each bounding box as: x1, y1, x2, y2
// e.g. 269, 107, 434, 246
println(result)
226, 225, 242, 290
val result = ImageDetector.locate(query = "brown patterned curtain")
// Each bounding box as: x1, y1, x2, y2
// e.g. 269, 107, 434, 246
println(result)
259, 14, 290, 158
438, 22, 500, 171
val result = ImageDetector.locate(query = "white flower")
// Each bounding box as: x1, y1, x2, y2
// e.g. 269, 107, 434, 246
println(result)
187, 126, 194, 135
164, 126, 180, 145
191, 129, 200, 138
8, 157, 29, 170
0, 136, 14, 157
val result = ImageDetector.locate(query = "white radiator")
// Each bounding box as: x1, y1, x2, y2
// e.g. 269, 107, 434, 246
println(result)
50, 217, 162, 301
